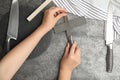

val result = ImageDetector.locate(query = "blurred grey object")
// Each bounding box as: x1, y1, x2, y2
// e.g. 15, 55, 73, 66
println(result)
5, 0, 19, 52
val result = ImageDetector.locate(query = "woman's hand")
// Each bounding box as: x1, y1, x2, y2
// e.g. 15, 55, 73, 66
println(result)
59, 41, 80, 80
41, 7, 67, 31
60, 41, 80, 73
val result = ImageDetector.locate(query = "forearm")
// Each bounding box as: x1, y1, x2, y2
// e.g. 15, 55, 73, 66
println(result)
58, 69, 72, 80
0, 6, 67, 80
0, 24, 49, 80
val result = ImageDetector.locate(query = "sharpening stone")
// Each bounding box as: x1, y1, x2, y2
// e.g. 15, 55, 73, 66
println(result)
54, 16, 86, 33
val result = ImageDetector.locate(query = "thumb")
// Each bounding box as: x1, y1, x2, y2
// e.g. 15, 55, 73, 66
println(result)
64, 43, 70, 56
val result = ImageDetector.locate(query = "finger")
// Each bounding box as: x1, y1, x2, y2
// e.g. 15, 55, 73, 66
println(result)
76, 47, 81, 64
64, 43, 70, 57
75, 46, 80, 56
70, 41, 77, 55
56, 12, 67, 20
64, 43, 70, 56
51, 7, 67, 13
54, 11, 61, 17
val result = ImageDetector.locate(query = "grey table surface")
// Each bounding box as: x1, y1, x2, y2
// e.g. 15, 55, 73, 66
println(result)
0, 0, 120, 80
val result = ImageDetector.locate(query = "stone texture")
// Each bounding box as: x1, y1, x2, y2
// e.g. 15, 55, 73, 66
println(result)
0, 0, 120, 80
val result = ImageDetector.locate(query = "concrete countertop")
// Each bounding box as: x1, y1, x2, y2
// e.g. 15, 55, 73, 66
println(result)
0, 0, 120, 80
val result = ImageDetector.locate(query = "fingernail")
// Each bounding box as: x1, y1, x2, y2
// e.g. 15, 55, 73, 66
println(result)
65, 9, 67, 12
74, 41, 78, 47
73, 40, 76, 44
68, 43, 70, 46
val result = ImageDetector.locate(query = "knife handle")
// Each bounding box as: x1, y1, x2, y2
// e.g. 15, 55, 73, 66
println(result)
106, 44, 113, 73
1, 36, 11, 58
68, 35, 73, 46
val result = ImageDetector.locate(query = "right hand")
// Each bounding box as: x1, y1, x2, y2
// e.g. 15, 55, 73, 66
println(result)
41, 7, 67, 31
60, 41, 81, 73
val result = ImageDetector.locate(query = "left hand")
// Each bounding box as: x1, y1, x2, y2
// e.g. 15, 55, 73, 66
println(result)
41, 7, 67, 31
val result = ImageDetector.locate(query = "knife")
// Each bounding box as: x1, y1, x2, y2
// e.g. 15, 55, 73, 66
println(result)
64, 16, 73, 46
6, 0, 19, 52
105, 11, 114, 72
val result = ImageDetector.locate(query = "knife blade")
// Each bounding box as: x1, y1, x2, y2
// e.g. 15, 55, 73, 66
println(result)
6, 0, 19, 52
64, 16, 73, 46
105, 11, 114, 72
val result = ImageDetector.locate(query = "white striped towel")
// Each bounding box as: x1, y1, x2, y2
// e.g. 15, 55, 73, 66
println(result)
53, 0, 120, 39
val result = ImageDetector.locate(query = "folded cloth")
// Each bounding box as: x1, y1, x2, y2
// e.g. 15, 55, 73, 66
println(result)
53, 0, 120, 39
111, 0, 120, 16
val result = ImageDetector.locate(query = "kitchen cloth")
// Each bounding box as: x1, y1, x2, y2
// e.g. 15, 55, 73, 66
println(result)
53, 0, 120, 40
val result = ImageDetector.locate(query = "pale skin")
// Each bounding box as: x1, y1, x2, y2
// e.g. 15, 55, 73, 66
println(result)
0, 7, 80, 80
59, 42, 80, 80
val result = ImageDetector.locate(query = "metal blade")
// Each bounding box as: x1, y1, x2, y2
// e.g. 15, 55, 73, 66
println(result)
64, 16, 73, 46
105, 12, 114, 45
7, 0, 19, 40
64, 22, 73, 45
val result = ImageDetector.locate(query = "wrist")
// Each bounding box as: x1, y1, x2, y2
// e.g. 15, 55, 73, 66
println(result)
59, 68, 72, 80
39, 24, 52, 34
41, 23, 54, 31
60, 67, 72, 75
60, 64, 73, 73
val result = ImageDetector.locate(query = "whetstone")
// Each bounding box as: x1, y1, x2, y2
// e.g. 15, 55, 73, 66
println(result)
54, 17, 86, 33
